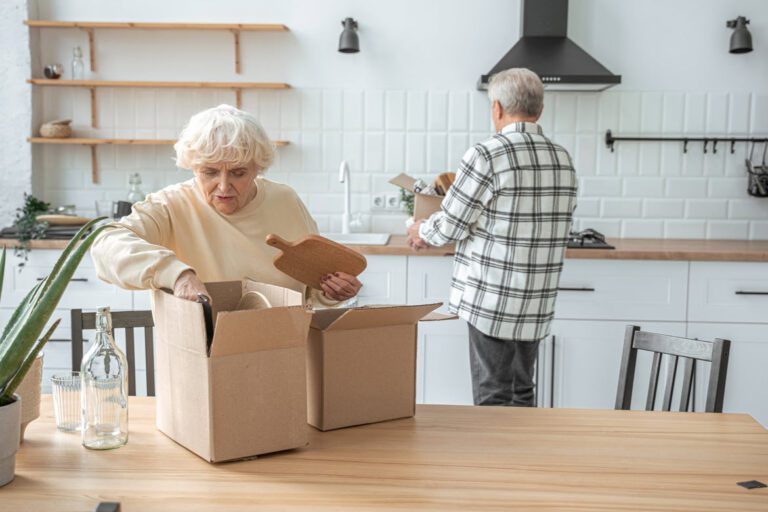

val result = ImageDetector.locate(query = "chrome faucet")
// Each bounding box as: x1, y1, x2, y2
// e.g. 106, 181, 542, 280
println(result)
339, 160, 351, 234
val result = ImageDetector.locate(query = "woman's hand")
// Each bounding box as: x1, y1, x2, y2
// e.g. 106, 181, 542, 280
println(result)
321, 272, 362, 302
174, 269, 210, 302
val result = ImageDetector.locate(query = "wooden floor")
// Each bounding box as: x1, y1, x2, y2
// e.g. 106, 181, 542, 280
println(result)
4, 397, 768, 511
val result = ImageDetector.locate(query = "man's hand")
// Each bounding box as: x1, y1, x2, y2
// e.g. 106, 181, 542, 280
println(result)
321, 272, 362, 301
407, 220, 428, 251
173, 269, 210, 302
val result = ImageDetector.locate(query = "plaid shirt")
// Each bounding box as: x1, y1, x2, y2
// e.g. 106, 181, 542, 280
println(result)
419, 122, 577, 342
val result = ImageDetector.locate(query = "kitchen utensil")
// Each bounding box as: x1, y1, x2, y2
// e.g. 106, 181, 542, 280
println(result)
746, 142, 768, 198
266, 234, 367, 290
35, 214, 92, 226
43, 63, 63, 79
39, 119, 72, 138
197, 294, 215, 355
236, 291, 272, 311
434, 172, 456, 196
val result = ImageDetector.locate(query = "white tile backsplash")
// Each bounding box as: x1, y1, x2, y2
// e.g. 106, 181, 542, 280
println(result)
33, 87, 768, 239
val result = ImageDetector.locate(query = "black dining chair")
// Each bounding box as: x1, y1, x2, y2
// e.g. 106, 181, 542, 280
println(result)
70, 309, 155, 397
615, 325, 730, 413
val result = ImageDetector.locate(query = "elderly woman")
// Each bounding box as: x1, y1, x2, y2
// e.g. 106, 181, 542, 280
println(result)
91, 104, 361, 305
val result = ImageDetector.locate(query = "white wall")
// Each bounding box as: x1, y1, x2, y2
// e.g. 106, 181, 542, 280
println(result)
0, 0, 34, 224
5, 0, 768, 238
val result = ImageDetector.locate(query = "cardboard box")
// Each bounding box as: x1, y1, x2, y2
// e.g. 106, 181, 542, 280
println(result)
389, 173, 445, 220
306, 302, 444, 431
152, 280, 312, 463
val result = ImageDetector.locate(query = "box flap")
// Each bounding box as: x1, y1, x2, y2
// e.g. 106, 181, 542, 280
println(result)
210, 307, 312, 357
420, 312, 459, 321
243, 279, 303, 307
388, 173, 418, 193
151, 290, 208, 355
319, 303, 442, 331
204, 281, 243, 327
309, 308, 349, 330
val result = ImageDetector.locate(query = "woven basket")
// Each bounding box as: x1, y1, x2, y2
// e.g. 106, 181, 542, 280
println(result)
39, 119, 72, 138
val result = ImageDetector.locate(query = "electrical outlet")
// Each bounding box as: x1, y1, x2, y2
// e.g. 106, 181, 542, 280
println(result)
385, 193, 401, 210
371, 193, 386, 210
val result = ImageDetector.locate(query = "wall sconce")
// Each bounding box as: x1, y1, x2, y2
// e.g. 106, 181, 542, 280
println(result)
727, 16, 753, 54
338, 17, 359, 53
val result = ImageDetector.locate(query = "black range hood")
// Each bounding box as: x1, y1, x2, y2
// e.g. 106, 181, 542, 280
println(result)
478, 0, 621, 91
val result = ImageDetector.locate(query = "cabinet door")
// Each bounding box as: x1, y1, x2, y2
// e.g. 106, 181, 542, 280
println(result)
687, 323, 768, 428
689, 262, 768, 324
552, 320, 687, 410
406, 255, 454, 311
555, 260, 688, 322
2, 250, 132, 310
418, 318, 472, 405
356, 255, 407, 305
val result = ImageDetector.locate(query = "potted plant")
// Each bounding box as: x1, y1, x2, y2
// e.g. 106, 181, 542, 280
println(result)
0, 218, 107, 487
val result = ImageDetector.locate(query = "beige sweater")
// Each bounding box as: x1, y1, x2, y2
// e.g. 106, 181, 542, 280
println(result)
90, 177, 335, 306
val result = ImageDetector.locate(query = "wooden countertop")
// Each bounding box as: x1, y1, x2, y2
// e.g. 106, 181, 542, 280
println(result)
3, 236, 768, 261
6, 396, 768, 511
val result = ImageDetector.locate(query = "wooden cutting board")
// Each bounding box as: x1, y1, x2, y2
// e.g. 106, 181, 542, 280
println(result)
36, 214, 92, 226
266, 234, 367, 290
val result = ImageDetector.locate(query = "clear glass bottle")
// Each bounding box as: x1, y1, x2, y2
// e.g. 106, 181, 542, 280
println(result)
81, 307, 129, 450
127, 173, 145, 203
71, 46, 84, 80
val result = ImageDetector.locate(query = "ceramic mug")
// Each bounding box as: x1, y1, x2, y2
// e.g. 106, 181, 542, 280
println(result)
43, 64, 63, 79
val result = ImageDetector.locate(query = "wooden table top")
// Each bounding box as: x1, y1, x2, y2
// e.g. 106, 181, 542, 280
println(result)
4, 396, 768, 511
4, 236, 768, 261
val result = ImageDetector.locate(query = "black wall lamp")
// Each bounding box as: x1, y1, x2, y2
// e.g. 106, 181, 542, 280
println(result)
727, 16, 753, 54
338, 17, 359, 53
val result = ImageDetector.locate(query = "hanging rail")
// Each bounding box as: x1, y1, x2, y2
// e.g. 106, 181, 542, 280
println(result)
605, 130, 768, 154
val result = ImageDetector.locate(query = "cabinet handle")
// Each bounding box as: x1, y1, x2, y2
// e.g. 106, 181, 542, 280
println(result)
734, 290, 768, 296
47, 338, 70, 343
37, 277, 88, 282
558, 287, 596, 292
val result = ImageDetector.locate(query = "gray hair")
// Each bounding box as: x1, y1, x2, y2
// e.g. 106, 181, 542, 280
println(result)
487, 68, 544, 118
174, 104, 275, 172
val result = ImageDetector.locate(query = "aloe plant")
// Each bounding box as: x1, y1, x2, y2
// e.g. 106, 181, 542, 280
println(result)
0, 217, 108, 406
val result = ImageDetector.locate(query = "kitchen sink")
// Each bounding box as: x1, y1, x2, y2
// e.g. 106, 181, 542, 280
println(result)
320, 233, 391, 246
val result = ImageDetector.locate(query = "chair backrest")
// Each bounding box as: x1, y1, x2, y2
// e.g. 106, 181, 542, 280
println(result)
615, 325, 730, 413
71, 309, 155, 397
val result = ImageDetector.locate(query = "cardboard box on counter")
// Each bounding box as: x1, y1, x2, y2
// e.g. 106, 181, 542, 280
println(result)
389, 173, 444, 220
152, 280, 312, 463
307, 302, 452, 431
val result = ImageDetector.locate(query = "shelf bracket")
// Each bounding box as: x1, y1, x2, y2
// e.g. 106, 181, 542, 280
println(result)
82, 27, 96, 72
232, 29, 241, 74
89, 145, 99, 184
235, 89, 242, 109
90, 87, 98, 128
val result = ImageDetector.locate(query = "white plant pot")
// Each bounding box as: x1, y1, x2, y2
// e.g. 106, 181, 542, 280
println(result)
0, 395, 21, 488
16, 354, 43, 442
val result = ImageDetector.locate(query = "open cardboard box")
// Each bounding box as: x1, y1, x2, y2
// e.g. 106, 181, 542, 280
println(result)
307, 302, 454, 431
151, 280, 312, 463
389, 173, 445, 220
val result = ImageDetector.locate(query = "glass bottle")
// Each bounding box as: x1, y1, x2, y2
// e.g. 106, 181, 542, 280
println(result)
127, 173, 145, 203
71, 46, 84, 80
81, 307, 129, 450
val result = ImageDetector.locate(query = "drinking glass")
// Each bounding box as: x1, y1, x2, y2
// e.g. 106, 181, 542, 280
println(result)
51, 372, 82, 432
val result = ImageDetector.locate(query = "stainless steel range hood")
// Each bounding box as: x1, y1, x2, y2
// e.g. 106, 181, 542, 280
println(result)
478, 0, 621, 91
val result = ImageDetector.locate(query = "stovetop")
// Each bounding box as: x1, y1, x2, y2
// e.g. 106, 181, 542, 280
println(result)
567, 229, 615, 249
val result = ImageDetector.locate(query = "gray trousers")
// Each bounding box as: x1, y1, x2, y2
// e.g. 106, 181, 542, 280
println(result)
467, 323, 540, 407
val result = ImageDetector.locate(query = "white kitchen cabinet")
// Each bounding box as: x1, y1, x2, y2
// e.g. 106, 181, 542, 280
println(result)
551, 320, 687, 410
418, 318, 473, 405
689, 262, 768, 324
556, 260, 688, 322
406, 255, 454, 311
356, 255, 408, 305
687, 322, 768, 427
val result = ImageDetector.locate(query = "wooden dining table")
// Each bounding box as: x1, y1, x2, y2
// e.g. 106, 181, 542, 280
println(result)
3, 396, 768, 511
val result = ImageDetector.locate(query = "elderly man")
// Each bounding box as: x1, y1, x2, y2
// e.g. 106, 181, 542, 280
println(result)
407, 68, 577, 407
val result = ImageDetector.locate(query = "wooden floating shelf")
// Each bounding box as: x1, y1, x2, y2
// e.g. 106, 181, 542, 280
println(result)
25, 20, 289, 74
28, 80, 289, 127
24, 21, 288, 31
29, 137, 289, 146
28, 137, 290, 183
28, 79, 289, 89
